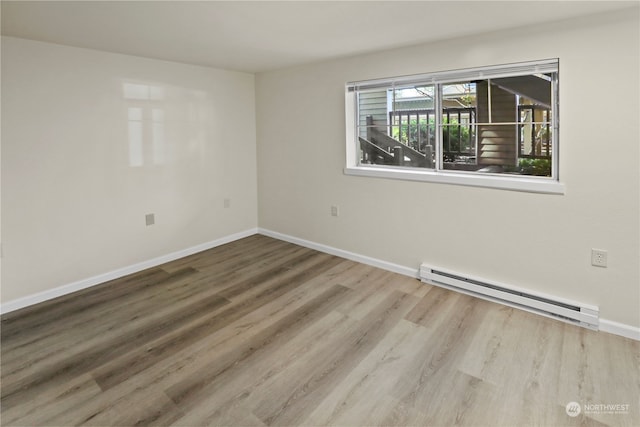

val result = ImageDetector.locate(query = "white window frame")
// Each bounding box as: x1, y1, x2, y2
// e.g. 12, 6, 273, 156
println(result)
344, 59, 564, 194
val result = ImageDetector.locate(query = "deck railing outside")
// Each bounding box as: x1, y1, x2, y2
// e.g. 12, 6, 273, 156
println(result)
388, 108, 476, 162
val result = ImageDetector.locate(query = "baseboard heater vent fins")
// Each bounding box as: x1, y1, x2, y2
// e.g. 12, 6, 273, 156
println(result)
419, 264, 599, 330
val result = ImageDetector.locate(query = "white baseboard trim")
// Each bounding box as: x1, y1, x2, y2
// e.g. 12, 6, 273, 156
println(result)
258, 228, 419, 279
4, 226, 638, 342
599, 319, 640, 341
259, 228, 639, 341
0, 228, 258, 315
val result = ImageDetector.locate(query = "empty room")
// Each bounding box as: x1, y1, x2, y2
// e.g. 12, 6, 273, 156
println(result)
1, 1, 639, 426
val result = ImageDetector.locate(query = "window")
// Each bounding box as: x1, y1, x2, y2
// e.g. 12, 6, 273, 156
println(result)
345, 59, 562, 193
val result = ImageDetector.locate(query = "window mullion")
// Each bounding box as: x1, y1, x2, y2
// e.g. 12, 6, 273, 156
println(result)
435, 83, 443, 171
552, 71, 559, 181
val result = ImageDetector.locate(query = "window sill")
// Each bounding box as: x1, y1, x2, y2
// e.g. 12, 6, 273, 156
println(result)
344, 166, 565, 194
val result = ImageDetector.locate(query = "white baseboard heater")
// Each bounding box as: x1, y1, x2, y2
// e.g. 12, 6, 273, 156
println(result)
420, 264, 599, 330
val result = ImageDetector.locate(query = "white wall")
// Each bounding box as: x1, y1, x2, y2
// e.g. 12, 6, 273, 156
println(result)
1, 37, 257, 303
256, 10, 640, 327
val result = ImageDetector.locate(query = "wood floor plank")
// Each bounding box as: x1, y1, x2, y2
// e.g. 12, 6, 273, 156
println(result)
387, 293, 491, 415
159, 234, 281, 274
91, 251, 344, 392
1, 235, 638, 427
404, 284, 457, 327
250, 290, 419, 426
557, 325, 640, 426
1, 291, 231, 410
164, 264, 386, 425
73, 390, 184, 427
1, 235, 293, 353
0, 373, 103, 426
0, 268, 171, 341
170, 310, 356, 426
304, 319, 434, 426
1, 267, 201, 365
163, 283, 352, 408
69, 260, 361, 426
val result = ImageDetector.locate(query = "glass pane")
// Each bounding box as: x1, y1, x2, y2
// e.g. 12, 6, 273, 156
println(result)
512, 73, 554, 176
442, 73, 554, 177
389, 85, 435, 168
357, 84, 435, 169
357, 90, 388, 139
391, 85, 435, 112
358, 125, 434, 168
442, 82, 477, 169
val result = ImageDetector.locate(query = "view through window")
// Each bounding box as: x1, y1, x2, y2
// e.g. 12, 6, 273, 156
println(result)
347, 59, 559, 189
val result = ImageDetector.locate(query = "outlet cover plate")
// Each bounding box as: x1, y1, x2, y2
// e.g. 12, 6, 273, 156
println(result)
591, 249, 607, 267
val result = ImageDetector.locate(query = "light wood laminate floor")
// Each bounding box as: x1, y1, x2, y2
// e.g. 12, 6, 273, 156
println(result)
1, 235, 639, 426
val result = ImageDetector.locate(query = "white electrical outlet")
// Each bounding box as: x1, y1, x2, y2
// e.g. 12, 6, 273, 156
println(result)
331, 205, 339, 217
591, 249, 607, 268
